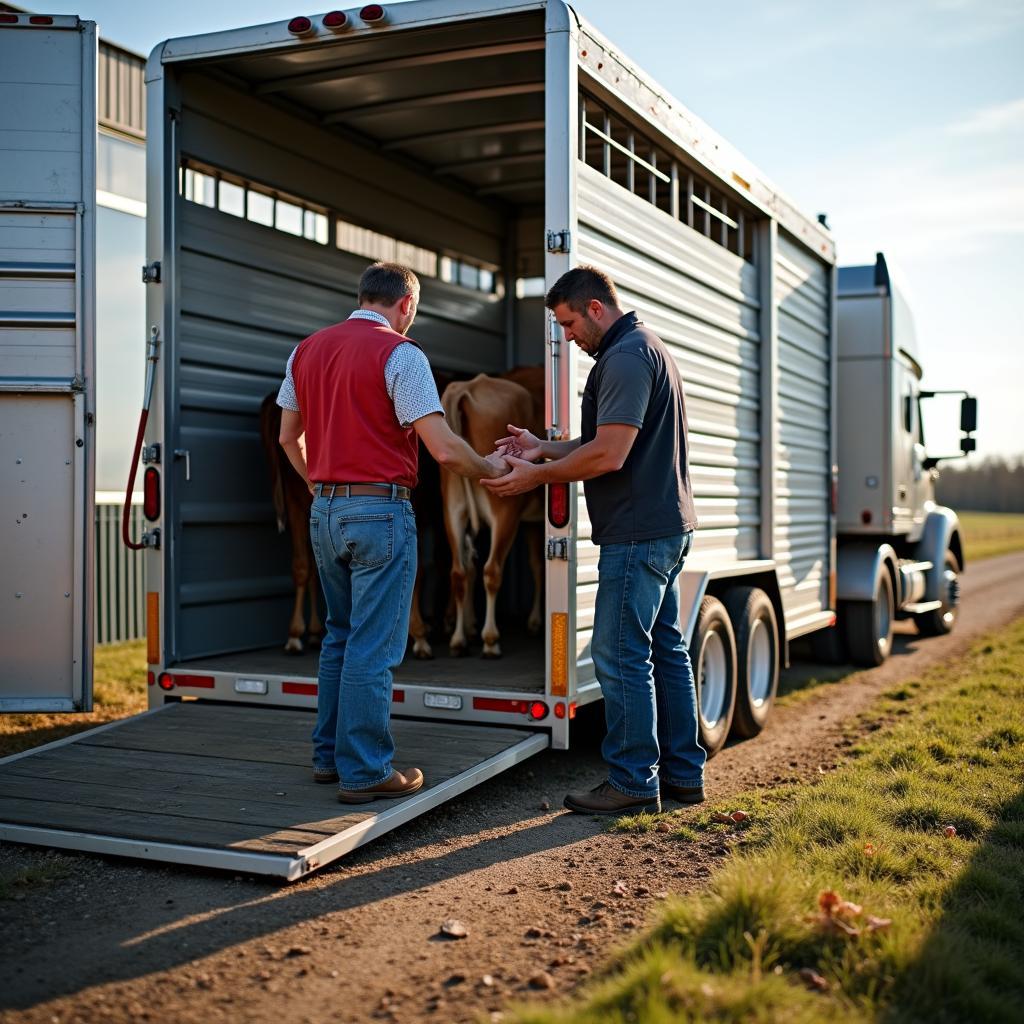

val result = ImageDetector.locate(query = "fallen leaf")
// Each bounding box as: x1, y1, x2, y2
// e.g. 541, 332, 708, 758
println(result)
712, 812, 733, 824
729, 810, 749, 823
944, 825, 957, 838
439, 919, 468, 939
799, 967, 829, 992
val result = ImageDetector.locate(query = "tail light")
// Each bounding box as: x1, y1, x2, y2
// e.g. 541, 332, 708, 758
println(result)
29, 15, 54, 24
283, 681, 318, 696
147, 671, 155, 687
548, 483, 570, 528
529, 701, 549, 720
174, 674, 215, 689
861, 509, 873, 525
143, 467, 160, 521
473, 697, 528, 714
287, 16, 314, 36
157, 672, 174, 691
0, 13, 20, 23
323, 11, 349, 30
360, 4, 387, 22
392, 689, 405, 703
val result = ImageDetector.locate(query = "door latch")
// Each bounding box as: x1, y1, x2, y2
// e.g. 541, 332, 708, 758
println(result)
141, 261, 161, 284
142, 443, 161, 465
174, 448, 191, 482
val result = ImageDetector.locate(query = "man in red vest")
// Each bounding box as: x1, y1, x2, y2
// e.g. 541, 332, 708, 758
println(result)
277, 262, 509, 803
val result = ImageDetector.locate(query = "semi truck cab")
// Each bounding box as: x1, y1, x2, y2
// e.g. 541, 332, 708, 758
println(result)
832, 253, 977, 665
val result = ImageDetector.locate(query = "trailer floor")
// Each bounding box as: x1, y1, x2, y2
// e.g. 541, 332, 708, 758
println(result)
0, 703, 545, 879
181, 626, 545, 693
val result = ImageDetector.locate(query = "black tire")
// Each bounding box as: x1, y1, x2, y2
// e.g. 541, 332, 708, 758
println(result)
844, 571, 894, 667
914, 550, 960, 637
693, 596, 737, 757
724, 587, 779, 739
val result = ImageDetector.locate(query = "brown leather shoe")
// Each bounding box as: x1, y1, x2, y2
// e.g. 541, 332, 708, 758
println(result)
337, 768, 424, 804
563, 781, 660, 816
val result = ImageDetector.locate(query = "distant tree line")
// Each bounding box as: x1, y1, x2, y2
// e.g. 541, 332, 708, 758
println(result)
935, 456, 1024, 513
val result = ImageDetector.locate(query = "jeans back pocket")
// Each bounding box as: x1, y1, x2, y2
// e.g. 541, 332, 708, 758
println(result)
646, 534, 685, 577
335, 513, 394, 568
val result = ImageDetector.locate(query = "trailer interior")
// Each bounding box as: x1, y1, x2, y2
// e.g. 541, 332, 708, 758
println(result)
164, 10, 553, 695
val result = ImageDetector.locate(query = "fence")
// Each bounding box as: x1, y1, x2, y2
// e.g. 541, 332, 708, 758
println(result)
95, 497, 146, 645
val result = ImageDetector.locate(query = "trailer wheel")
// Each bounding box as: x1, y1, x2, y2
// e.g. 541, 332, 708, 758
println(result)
694, 596, 737, 757
914, 550, 961, 637
844, 571, 894, 667
724, 587, 779, 739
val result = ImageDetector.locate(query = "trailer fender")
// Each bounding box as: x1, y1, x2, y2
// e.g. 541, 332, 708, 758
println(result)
915, 507, 962, 600
837, 542, 898, 603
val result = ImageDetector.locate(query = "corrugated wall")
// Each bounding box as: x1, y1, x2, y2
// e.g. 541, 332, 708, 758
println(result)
574, 165, 762, 677
171, 203, 506, 660
774, 230, 831, 630
98, 42, 145, 139
95, 502, 145, 644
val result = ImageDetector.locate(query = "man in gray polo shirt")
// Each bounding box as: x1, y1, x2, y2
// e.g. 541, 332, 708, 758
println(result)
483, 265, 705, 815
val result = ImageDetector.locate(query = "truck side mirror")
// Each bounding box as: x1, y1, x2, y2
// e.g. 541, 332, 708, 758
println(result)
960, 396, 977, 433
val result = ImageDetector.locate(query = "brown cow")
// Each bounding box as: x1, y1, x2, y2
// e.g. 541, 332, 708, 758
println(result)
259, 394, 323, 653
440, 373, 545, 658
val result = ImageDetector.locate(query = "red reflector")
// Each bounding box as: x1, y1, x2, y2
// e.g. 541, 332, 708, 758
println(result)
529, 701, 549, 720
569, 702, 577, 719
147, 671, 155, 687
861, 509, 873, 525
288, 16, 313, 35
143, 466, 160, 521
30, 15, 54, 24
473, 697, 528, 714
323, 10, 349, 29
157, 672, 174, 691
283, 681, 318, 695
175, 674, 215, 689
360, 4, 386, 22
392, 689, 405, 703
554, 702, 566, 719
1, 13, 20, 23
547, 483, 570, 529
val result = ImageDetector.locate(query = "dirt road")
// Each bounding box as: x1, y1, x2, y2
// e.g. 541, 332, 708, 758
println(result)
2, 552, 1023, 1024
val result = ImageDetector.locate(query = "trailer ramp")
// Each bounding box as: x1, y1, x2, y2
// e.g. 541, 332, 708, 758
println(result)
0, 704, 547, 880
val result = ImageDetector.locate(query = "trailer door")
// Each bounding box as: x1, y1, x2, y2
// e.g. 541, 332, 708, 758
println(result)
0, 16, 97, 712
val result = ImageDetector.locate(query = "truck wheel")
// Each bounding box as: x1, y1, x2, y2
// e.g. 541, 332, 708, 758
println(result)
844, 571, 894, 667
914, 550, 961, 637
724, 587, 779, 739
694, 596, 737, 757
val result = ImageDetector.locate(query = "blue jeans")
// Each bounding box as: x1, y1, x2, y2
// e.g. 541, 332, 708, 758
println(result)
308, 494, 416, 789
591, 532, 706, 798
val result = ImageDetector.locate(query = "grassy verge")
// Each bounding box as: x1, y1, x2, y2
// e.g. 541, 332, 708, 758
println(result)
959, 511, 1024, 562
0, 640, 147, 758
513, 618, 1024, 1024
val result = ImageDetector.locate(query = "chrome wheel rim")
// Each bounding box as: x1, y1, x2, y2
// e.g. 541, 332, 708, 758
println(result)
941, 568, 959, 627
700, 628, 728, 727
875, 584, 891, 652
748, 618, 773, 706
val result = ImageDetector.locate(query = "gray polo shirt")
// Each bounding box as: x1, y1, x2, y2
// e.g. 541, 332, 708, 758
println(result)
580, 312, 698, 545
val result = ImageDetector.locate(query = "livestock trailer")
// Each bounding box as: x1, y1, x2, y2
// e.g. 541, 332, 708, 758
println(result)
0, 0, 837, 878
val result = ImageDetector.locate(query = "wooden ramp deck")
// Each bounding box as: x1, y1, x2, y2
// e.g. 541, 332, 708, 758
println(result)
0, 704, 546, 880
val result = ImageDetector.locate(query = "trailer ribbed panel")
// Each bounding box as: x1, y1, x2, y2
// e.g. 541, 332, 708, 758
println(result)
774, 231, 831, 630
573, 166, 761, 673
98, 42, 145, 139
172, 203, 505, 660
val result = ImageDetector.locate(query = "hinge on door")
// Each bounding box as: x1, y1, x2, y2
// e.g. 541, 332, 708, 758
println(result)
547, 537, 569, 561
142, 443, 161, 465
141, 528, 161, 549
546, 229, 571, 254
141, 261, 161, 284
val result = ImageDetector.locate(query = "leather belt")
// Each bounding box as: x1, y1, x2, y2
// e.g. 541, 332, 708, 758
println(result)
314, 482, 412, 500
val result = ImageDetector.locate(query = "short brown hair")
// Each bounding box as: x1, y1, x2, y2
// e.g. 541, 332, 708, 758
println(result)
358, 262, 419, 306
545, 265, 619, 314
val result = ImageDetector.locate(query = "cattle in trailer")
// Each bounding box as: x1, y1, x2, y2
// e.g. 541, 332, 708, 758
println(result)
440, 372, 545, 658
258, 394, 323, 653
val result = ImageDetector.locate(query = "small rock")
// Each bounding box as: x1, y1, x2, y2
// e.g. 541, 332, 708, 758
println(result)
285, 945, 312, 958
655, 821, 671, 833
540, 800, 551, 811
504, 886, 519, 895
439, 919, 469, 939
634, 886, 651, 897
611, 881, 628, 898
444, 973, 466, 987
525, 927, 543, 939
480, 974, 495, 987
529, 971, 556, 990
642, 856, 657, 865
712, 812, 733, 824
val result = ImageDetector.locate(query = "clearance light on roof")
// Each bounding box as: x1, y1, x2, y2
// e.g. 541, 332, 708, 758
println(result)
360, 4, 387, 23
287, 16, 315, 37
322, 10, 349, 30
29, 15, 55, 24
0, 13, 19, 22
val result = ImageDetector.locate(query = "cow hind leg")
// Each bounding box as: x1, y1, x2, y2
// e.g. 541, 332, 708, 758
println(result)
480, 512, 520, 659
285, 581, 306, 654
409, 563, 433, 659
525, 522, 544, 635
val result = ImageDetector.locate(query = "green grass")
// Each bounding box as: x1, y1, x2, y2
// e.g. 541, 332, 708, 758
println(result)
0, 639, 148, 758
959, 511, 1024, 562
0, 855, 75, 900
512, 618, 1024, 1024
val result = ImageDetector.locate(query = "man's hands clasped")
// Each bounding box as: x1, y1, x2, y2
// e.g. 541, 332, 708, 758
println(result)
481, 423, 546, 497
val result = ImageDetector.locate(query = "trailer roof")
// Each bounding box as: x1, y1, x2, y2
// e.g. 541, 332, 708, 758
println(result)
148, 0, 833, 259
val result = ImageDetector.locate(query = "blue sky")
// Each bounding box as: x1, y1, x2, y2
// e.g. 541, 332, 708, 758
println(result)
31, 0, 1024, 460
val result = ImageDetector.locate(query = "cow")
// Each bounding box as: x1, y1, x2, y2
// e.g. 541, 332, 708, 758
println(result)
258, 394, 323, 653
440, 371, 545, 658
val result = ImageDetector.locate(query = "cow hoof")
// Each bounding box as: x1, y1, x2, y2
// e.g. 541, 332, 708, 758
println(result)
482, 646, 502, 660
284, 637, 304, 654
412, 641, 434, 660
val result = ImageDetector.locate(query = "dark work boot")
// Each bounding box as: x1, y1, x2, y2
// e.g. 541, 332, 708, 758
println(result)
563, 781, 661, 816
660, 781, 706, 805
